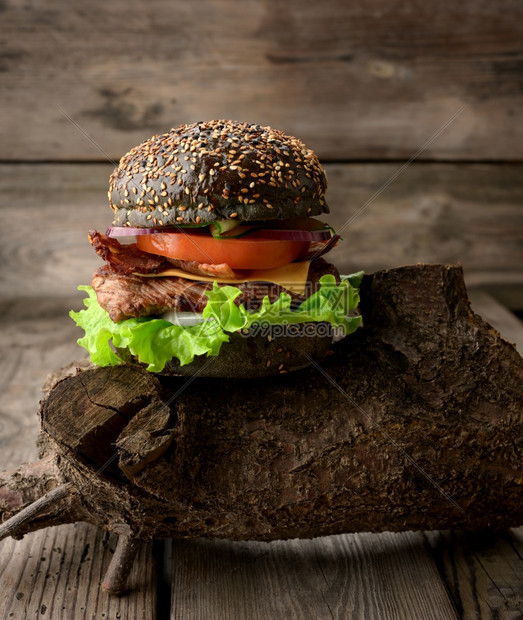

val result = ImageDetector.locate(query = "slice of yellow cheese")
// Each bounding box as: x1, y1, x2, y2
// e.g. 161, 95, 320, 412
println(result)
135, 261, 311, 295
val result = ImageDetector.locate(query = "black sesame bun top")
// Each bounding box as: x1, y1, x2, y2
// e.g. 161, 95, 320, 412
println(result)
109, 120, 329, 227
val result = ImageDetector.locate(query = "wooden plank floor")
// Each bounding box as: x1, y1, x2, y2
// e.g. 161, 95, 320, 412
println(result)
0, 294, 521, 619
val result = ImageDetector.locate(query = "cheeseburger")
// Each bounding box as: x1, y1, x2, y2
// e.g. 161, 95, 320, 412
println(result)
71, 120, 362, 377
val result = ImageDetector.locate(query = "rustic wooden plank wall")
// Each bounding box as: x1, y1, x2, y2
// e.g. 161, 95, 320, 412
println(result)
1, 0, 523, 161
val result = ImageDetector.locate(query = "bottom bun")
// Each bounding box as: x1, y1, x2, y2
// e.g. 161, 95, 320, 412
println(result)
117, 323, 339, 378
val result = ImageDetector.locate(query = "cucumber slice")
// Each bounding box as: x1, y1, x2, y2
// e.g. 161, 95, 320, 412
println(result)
210, 220, 243, 237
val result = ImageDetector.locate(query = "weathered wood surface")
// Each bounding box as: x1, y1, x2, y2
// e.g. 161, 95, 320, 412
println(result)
170, 534, 459, 620
1, 163, 522, 308
0, 293, 521, 617
0, 522, 157, 620
426, 529, 523, 620
1, 0, 523, 161
0, 298, 157, 619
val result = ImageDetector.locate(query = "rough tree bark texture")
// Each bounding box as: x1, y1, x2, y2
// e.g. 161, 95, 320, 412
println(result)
0, 456, 84, 535
1, 264, 522, 544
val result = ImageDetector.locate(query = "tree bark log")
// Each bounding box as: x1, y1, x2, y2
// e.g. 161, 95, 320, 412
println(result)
2, 264, 522, 542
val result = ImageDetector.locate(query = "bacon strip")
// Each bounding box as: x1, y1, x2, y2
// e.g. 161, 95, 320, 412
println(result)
300, 235, 340, 261
88, 230, 170, 276
89, 230, 239, 279
166, 258, 239, 279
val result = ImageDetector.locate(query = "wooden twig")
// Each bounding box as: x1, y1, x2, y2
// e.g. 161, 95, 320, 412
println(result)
0, 482, 72, 542
102, 533, 141, 595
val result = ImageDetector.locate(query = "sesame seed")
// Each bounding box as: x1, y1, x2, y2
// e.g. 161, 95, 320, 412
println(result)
196, 216, 201, 223
176, 216, 183, 221
230, 212, 238, 218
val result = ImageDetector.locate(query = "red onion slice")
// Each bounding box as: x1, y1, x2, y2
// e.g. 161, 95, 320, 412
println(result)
247, 229, 332, 242
106, 226, 332, 242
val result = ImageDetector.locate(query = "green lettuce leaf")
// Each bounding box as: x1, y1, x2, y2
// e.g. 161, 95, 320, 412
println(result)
70, 272, 363, 372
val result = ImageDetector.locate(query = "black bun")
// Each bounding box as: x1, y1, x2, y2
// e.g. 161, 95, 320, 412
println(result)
115, 325, 337, 378
109, 120, 329, 227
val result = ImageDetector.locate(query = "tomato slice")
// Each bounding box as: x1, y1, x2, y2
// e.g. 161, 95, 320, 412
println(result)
136, 231, 310, 269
